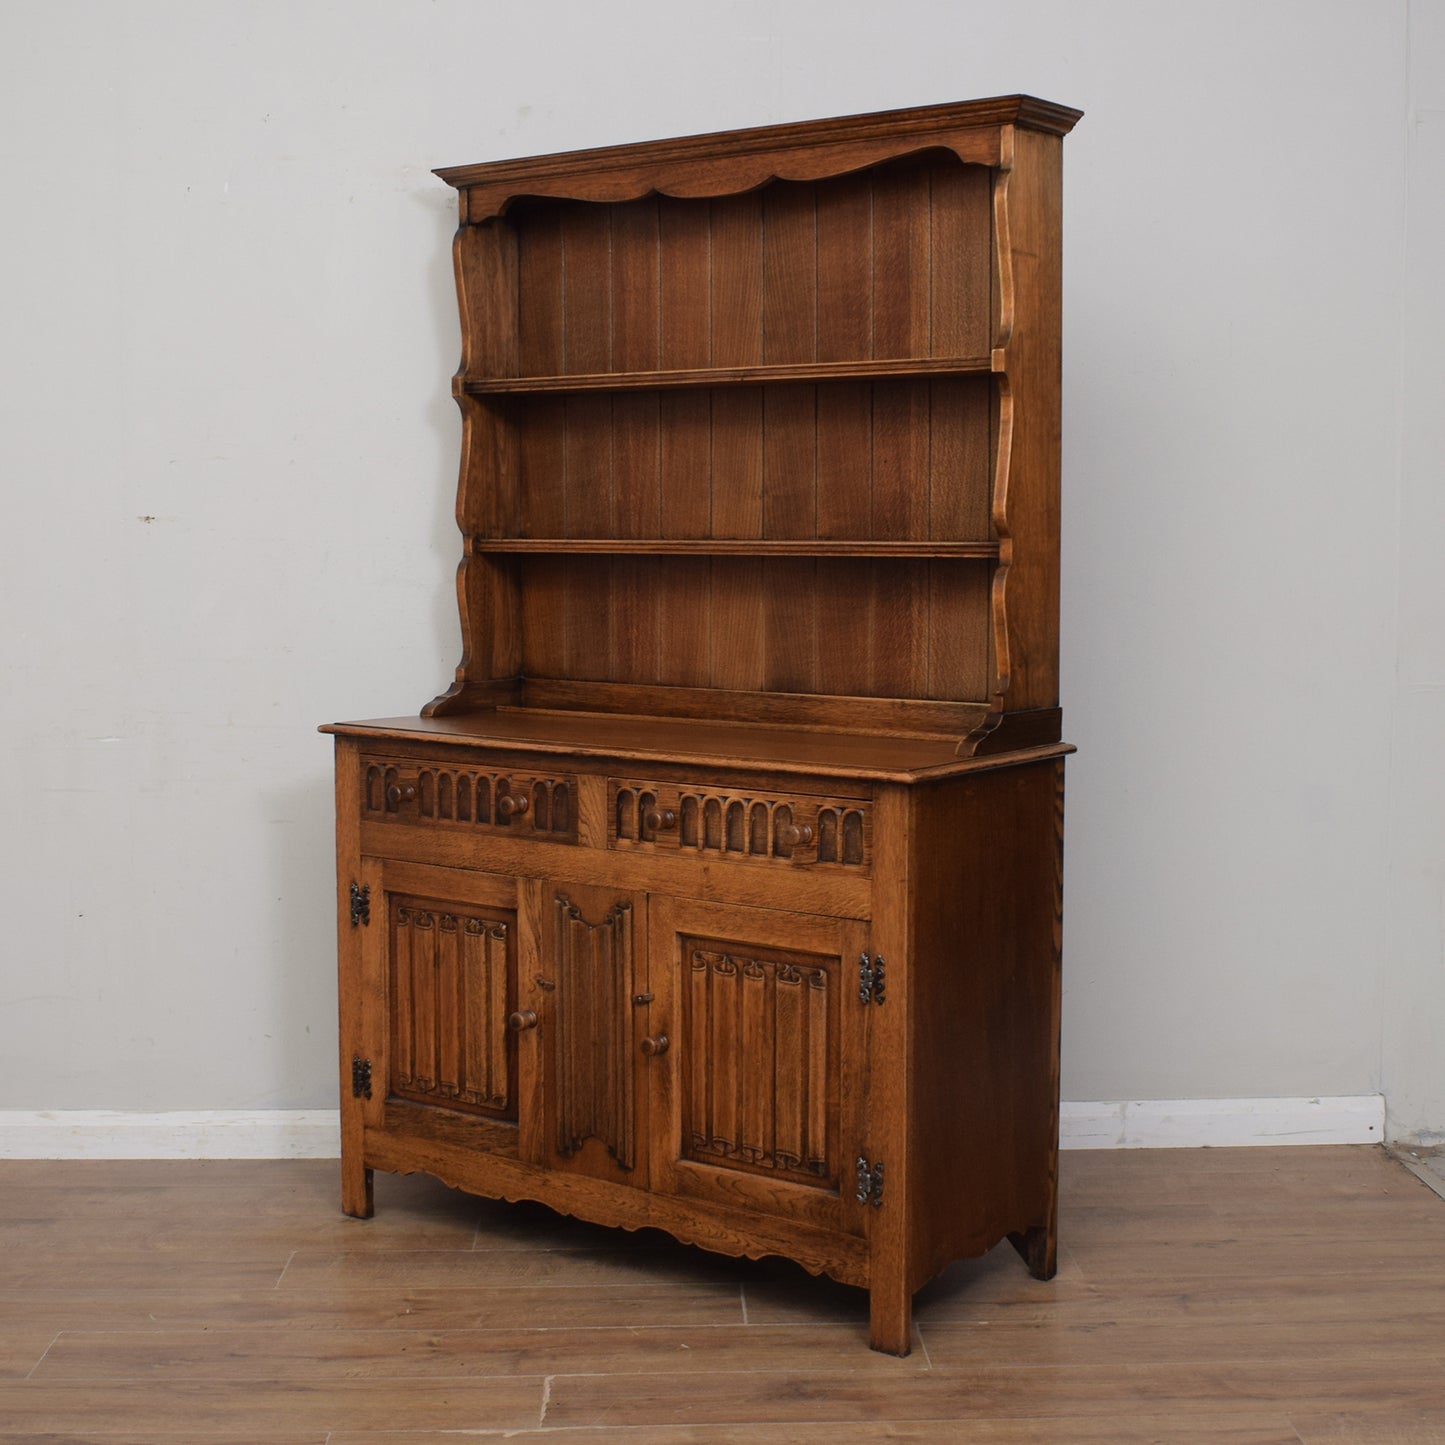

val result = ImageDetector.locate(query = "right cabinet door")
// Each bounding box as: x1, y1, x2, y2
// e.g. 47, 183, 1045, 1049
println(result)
647, 896, 871, 1237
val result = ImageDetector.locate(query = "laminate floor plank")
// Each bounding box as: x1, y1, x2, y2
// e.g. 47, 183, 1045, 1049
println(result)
921, 1313, 1445, 1369
541, 1359, 1445, 1428
32, 1322, 925, 1382
1291, 1407, 1445, 1442
1067, 1236, 1439, 1283
0, 1282, 741, 1333
0, 1257, 288, 1292
0, 1331, 56, 1381
914, 1270, 1445, 1330
278, 1245, 778, 1292
0, 1435, 330, 1444
327, 1420, 1302, 1444
1, 1147, 1441, 1438
0, 1377, 543, 1433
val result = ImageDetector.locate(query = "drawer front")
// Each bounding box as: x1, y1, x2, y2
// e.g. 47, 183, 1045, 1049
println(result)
610, 779, 869, 871
362, 757, 577, 843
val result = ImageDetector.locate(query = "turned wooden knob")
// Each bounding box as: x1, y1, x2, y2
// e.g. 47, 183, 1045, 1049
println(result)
496, 792, 530, 818
508, 1010, 538, 1032
777, 822, 814, 848
640, 1033, 669, 1056
386, 783, 417, 806
643, 806, 677, 832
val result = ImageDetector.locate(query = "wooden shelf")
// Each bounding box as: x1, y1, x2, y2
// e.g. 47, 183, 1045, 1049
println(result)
471, 538, 1001, 559
460, 354, 999, 397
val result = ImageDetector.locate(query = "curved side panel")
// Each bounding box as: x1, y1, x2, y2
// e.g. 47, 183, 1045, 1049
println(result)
991, 140, 1016, 353
988, 377, 1017, 710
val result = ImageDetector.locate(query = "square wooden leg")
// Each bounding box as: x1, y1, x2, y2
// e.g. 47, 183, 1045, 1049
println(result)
342, 1158, 374, 1219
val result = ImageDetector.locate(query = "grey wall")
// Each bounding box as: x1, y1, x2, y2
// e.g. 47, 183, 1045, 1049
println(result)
1, 0, 1437, 1137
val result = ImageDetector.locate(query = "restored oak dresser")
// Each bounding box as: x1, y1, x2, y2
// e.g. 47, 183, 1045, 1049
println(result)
323, 94, 1081, 1354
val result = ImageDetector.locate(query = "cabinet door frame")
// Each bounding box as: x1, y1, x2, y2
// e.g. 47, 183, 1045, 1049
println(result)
647, 895, 872, 1237
515, 877, 651, 1188
354, 857, 520, 1144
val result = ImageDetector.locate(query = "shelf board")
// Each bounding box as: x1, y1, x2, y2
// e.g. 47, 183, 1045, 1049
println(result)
471, 538, 1000, 559
460, 354, 999, 397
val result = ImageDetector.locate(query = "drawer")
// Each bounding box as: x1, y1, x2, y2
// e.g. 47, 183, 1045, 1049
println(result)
610, 779, 869, 871
361, 757, 577, 843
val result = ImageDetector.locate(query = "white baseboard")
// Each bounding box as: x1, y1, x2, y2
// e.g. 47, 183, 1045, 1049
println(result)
0, 1110, 341, 1160
1060, 1095, 1384, 1149
0, 1096, 1384, 1159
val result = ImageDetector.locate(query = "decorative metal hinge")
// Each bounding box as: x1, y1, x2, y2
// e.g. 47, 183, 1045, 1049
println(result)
858, 952, 886, 1005
349, 882, 371, 927
351, 1056, 373, 1100
855, 1155, 884, 1208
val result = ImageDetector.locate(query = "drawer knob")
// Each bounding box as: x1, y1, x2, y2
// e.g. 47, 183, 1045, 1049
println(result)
497, 792, 530, 819
642, 806, 677, 832
385, 783, 417, 806
777, 822, 814, 848
508, 1010, 538, 1032
640, 1033, 670, 1057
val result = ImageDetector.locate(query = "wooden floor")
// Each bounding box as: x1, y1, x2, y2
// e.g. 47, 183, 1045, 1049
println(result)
1, 1146, 1443, 1443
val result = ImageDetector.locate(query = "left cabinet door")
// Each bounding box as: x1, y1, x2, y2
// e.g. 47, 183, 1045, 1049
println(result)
341, 859, 520, 1196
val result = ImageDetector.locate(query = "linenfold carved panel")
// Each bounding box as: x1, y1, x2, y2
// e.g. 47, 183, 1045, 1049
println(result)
390, 899, 515, 1118
543, 894, 635, 1170
680, 938, 838, 1188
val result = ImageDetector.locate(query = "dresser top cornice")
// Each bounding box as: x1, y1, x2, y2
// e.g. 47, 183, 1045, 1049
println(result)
434, 94, 1082, 216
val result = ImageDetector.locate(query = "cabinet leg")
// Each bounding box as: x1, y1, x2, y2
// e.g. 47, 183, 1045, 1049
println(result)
867, 1282, 914, 1357
1008, 1222, 1057, 1280
341, 1159, 374, 1219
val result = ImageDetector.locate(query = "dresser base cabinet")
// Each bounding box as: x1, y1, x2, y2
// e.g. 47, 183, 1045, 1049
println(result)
325, 94, 1079, 1354
330, 728, 1065, 1354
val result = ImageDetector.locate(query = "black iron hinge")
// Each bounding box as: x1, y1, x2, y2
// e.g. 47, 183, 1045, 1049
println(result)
858, 952, 886, 1005
349, 882, 371, 927
351, 1056, 373, 1100
855, 1155, 884, 1208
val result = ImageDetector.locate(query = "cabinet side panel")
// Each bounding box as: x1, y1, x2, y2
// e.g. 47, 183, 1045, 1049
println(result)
908, 760, 1064, 1282
334, 738, 373, 1217
992, 129, 1063, 710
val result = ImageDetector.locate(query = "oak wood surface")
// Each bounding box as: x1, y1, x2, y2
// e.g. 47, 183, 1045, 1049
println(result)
3, 1148, 1441, 1439
327, 711, 1072, 780
423, 99, 1068, 743
327, 95, 1079, 1361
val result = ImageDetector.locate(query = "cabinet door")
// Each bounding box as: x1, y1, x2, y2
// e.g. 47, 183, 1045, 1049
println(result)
515, 879, 649, 1187
647, 896, 871, 1236
354, 860, 519, 1133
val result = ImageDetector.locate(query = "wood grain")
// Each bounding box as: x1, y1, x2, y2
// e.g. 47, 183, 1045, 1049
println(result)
331, 95, 1079, 1365
3, 1147, 1440, 1436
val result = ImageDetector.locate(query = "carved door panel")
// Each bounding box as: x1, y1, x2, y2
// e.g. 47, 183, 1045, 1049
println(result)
367, 860, 519, 1129
515, 879, 649, 1187
647, 896, 871, 1236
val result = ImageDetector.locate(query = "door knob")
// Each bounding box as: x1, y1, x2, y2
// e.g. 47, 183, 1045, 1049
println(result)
508, 1010, 538, 1032
640, 1033, 669, 1056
